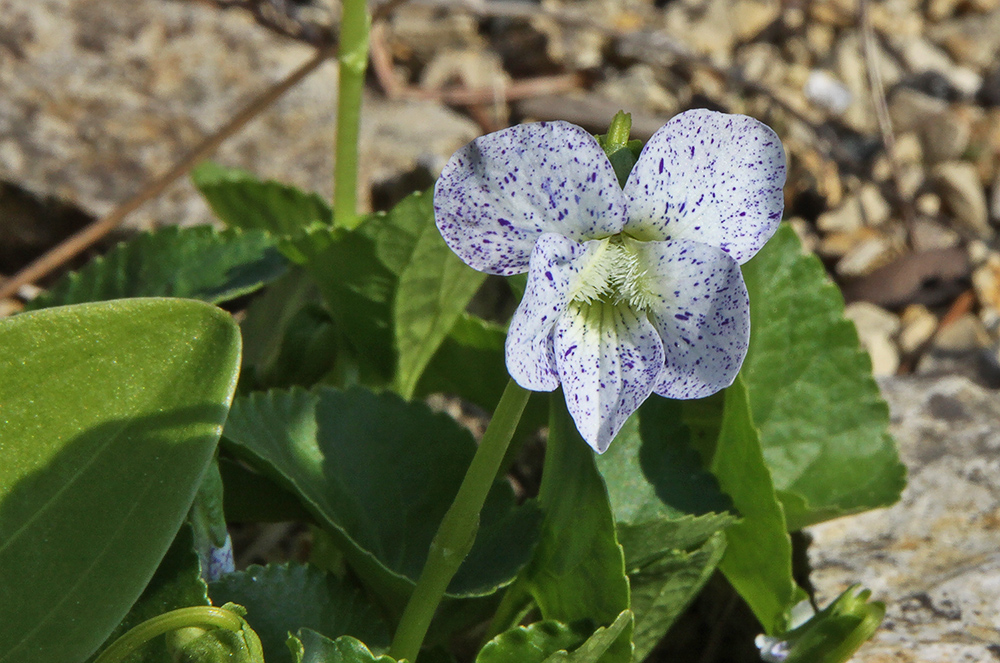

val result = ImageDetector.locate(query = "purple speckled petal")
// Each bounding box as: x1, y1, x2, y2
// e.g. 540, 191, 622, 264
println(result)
553, 300, 665, 453
632, 238, 750, 399
623, 109, 786, 265
506, 233, 589, 391
435, 121, 627, 275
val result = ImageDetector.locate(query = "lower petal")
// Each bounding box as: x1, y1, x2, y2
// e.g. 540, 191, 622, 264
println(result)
631, 238, 750, 399
553, 301, 664, 453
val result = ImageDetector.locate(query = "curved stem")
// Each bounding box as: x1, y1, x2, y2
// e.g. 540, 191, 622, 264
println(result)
389, 380, 531, 663
333, 0, 371, 229
93, 607, 246, 663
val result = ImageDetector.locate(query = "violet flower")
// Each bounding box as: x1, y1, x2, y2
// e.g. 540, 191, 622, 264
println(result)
435, 109, 786, 452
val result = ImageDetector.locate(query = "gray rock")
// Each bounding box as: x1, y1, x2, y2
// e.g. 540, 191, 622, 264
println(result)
0, 0, 479, 230
808, 375, 1000, 662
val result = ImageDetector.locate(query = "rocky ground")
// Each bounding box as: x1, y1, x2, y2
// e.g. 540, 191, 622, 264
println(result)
2, 0, 1000, 660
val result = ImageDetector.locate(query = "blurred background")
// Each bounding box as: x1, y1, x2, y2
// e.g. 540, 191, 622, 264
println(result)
2, 1, 999, 660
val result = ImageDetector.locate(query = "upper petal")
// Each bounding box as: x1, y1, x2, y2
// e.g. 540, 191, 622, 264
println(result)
623, 109, 786, 264
630, 238, 750, 399
505, 233, 589, 391
553, 301, 665, 453
435, 121, 627, 275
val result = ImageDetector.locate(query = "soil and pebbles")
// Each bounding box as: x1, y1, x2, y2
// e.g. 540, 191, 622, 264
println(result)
2, 0, 999, 660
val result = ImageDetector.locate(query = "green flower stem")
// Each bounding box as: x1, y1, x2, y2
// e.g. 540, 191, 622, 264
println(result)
389, 379, 531, 663
93, 607, 248, 663
333, 0, 370, 229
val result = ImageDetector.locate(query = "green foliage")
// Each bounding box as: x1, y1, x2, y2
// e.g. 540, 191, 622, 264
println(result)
540, 611, 633, 663
0, 298, 241, 663
708, 376, 804, 635
477, 621, 589, 663
191, 161, 334, 262
25, 226, 286, 310
210, 563, 391, 663
87, 525, 210, 663
221, 387, 542, 606
299, 191, 486, 395
596, 402, 735, 659
741, 224, 906, 530
289, 631, 399, 663
514, 398, 632, 663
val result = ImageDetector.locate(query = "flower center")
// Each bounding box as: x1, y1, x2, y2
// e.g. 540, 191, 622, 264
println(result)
568, 235, 654, 311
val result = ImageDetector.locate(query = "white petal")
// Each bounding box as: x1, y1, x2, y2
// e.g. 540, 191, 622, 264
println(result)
435, 121, 627, 275
623, 109, 786, 264
505, 234, 589, 391
632, 238, 750, 399
553, 301, 665, 453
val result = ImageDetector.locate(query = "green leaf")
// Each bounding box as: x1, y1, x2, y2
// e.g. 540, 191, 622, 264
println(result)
0, 298, 241, 663
393, 204, 487, 397
218, 456, 313, 523
24, 226, 286, 311
87, 524, 210, 663
289, 631, 398, 663
415, 314, 548, 444
627, 533, 726, 661
301, 191, 484, 391
477, 621, 589, 663
518, 397, 632, 663
595, 400, 734, 660
209, 563, 391, 663
221, 387, 541, 607
541, 611, 633, 663
741, 224, 906, 530
709, 376, 803, 635
192, 161, 333, 234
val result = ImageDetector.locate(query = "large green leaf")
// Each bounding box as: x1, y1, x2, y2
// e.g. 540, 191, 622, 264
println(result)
210, 563, 391, 663
221, 387, 541, 607
290, 631, 398, 663
86, 524, 210, 663
709, 376, 803, 635
0, 298, 241, 663
516, 398, 632, 663
25, 225, 286, 311
301, 191, 485, 392
741, 224, 906, 530
595, 401, 735, 660
192, 162, 333, 235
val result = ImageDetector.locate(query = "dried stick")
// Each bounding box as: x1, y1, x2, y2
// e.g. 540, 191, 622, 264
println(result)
0, 44, 337, 301
860, 0, 915, 247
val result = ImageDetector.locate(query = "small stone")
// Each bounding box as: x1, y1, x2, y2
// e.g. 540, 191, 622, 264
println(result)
915, 192, 942, 216
788, 217, 819, 254
967, 239, 992, 266
845, 302, 901, 376
816, 184, 891, 233
927, 0, 963, 21
972, 252, 1000, 313
817, 227, 880, 259
921, 108, 971, 163
990, 172, 1000, 224
889, 88, 947, 134
932, 312, 991, 352
893, 132, 924, 164
911, 216, 961, 250
898, 304, 938, 353
730, 0, 782, 42
803, 69, 852, 115
932, 161, 992, 238
928, 11, 1000, 71
836, 235, 898, 277
845, 301, 902, 338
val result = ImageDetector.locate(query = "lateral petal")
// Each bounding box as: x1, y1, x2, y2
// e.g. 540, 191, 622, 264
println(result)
505, 234, 589, 391
632, 238, 750, 399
